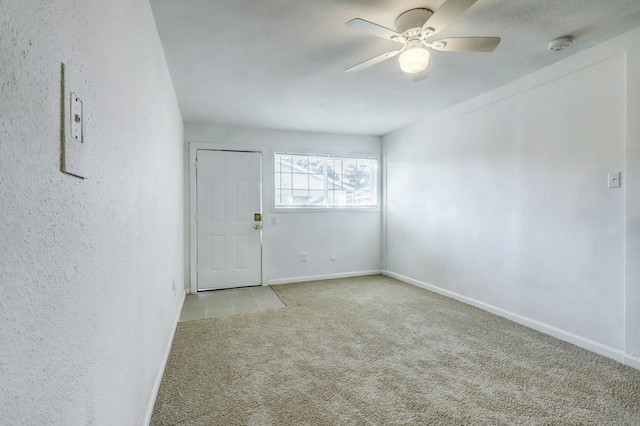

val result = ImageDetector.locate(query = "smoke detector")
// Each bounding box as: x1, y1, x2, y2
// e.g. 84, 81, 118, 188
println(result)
548, 36, 573, 52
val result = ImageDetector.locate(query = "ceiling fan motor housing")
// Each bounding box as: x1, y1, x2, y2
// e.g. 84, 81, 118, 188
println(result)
395, 8, 433, 34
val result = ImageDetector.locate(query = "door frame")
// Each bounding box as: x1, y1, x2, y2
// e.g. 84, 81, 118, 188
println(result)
189, 142, 265, 294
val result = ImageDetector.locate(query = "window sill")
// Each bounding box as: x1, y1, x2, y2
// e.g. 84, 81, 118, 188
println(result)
272, 206, 380, 213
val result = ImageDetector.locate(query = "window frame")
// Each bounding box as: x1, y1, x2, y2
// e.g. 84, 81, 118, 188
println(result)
272, 150, 380, 212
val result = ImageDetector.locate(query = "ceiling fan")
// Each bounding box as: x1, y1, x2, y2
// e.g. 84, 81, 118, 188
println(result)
345, 0, 500, 81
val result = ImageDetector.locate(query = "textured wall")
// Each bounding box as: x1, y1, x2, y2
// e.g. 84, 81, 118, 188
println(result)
384, 26, 640, 365
0, 1, 184, 424
184, 125, 382, 288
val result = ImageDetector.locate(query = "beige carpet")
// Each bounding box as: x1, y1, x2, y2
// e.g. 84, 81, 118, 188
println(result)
151, 275, 640, 425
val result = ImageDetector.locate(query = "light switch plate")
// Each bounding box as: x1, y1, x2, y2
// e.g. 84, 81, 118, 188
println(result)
61, 83, 87, 178
71, 92, 83, 143
608, 172, 621, 188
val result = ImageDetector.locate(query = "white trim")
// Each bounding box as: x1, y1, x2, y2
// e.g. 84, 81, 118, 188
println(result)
144, 290, 186, 425
272, 207, 380, 213
267, 270, 382, 286
189, 145, 197, 294
189, 142, 265, 294
380, 140, 388, 272
383, 270, 628, 365
624, 354, 640, 371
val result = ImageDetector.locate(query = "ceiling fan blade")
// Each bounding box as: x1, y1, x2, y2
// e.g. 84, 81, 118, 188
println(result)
345, 49, 403, 73
346, 18, 405, 43
422, 0, 478, 36
430, 37, 501, 52
411, 70, 429, 82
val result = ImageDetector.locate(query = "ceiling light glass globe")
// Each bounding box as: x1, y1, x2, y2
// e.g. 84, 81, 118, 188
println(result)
399, 47, 430, 74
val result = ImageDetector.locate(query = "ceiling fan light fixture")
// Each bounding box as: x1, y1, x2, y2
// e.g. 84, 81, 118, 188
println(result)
399, 46, 430, 74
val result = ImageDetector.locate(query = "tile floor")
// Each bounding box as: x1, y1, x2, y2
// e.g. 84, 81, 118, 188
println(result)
179, 285, 286, 322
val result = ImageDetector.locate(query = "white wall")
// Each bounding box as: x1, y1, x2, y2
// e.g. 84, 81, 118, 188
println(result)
185, 124, 382, 288
626, 29, 640, 365
0, 1, 184, 424
384, 26, 640, 368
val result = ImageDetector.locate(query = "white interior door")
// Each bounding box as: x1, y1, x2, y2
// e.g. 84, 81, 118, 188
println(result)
196, 150, 262, 291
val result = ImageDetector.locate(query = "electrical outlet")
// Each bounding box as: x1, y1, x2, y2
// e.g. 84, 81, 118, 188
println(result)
330, 251, 336, 261
301, 253, 308, 262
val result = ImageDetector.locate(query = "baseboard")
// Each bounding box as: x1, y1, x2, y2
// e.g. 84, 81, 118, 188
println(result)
383, 270, 629, 366
624, 354, 640, 370
144, 290, 186, 425
267, 270, 382, 286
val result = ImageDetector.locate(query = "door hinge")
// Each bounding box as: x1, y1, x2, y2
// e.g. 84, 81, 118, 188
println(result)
196, 265, 199, 273
195, 160, 198, 170
195, 213, 198, 222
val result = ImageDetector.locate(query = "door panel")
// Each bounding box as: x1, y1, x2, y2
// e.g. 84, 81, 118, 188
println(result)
196, 150, 262, 290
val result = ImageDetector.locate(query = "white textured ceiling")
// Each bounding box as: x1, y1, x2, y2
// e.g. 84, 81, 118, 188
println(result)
150, 0, 640, 136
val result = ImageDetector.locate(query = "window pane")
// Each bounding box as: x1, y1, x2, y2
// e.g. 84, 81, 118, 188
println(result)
340, 158, 376, 206
275, 153, 376, 208
274, 154, 325, 207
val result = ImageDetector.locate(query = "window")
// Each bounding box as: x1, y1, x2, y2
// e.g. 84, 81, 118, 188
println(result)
274, 152, 378, 208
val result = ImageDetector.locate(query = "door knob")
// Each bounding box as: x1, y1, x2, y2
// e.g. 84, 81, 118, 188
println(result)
254, 224, 262, 230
